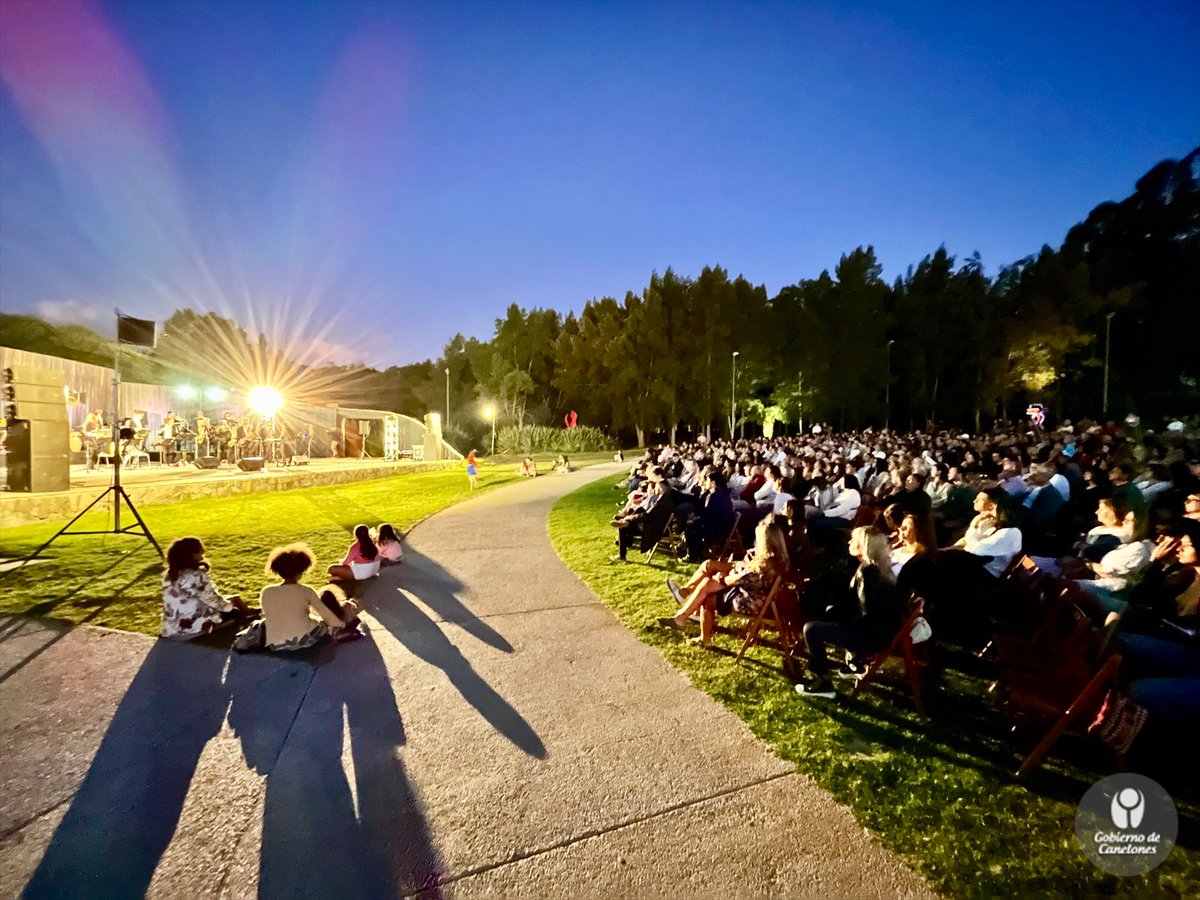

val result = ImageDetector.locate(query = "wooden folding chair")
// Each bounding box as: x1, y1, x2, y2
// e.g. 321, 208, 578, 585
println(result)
718, 512, 744, 560
849, 596, 930, 715
646, 512, 686, 563
733, 576, 796, 662
1008, 647, 1123, 779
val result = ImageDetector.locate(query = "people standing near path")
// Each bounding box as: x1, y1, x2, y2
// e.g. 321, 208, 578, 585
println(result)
466, 449, 479, 489
328, 524, 382, 582
161, 537, 258, 640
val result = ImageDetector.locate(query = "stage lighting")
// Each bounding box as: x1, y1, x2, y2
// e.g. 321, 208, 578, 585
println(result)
205, 386, 228, 402
247, 385, 284, 418
175, 385, 198, 400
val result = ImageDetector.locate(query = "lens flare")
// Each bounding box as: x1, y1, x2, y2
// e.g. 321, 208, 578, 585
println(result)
247, 385, 284, 417
175, 384, 197, 400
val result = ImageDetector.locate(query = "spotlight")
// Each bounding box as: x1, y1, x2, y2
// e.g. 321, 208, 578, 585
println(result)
175, 385, 198, 400
247, 385, 284, 418
205, 386, 228, 402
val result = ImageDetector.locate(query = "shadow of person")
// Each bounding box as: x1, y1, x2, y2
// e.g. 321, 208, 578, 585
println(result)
387, 551, 512, 653
23, 640, 231, 898
229, 635, 446, 897
364, 575, 546, 760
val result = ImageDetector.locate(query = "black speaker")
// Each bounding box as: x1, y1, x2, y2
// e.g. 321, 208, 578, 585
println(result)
237, 457, 265, 472
4, 419, 70, 492
194, 456, 221, 469
117, 314, 156, 347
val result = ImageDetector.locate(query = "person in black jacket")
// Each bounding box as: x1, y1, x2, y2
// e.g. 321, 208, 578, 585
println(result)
684, 467, 736, 562
795, 526, 906, 698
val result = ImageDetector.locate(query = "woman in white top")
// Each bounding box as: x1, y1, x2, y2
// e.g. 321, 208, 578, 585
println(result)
161, 537, 257, 640
955, 487, 1022, 578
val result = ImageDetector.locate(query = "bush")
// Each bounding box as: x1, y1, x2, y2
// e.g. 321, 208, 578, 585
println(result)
496, 424, 617, 455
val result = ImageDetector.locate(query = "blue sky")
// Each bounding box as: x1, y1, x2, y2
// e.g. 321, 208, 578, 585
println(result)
2, 0, 1197, 367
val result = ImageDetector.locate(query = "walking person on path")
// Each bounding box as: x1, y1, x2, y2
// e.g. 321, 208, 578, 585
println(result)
466, 449, 479, 490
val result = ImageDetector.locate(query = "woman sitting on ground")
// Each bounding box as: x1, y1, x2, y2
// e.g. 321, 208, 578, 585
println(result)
161, 537, 258, 640
795, 526, 905, 698
376, 523, 404, 565
661, 518, 789, 649
328, 524, 381, 582
518, 456, 538, 478
250, 544, 361, 652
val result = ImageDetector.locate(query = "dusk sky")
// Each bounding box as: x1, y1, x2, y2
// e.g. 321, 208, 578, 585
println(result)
1, 0, 1197, 368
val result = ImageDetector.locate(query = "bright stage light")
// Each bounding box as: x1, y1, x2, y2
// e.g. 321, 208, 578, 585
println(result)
205, 386, 228, 403
247, 385, 284, 418
175, 385, 198, 400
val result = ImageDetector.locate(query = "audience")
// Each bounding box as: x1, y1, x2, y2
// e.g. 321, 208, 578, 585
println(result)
244, 544, 361, 652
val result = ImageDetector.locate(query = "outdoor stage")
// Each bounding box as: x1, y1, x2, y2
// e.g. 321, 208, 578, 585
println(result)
0, 457, 458, 528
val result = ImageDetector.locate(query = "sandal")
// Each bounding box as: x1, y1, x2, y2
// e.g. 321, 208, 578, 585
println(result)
686, 636, 710, 649
656, 616, 689, 631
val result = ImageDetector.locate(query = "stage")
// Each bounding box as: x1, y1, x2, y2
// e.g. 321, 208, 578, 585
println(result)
0, 457, 458, 528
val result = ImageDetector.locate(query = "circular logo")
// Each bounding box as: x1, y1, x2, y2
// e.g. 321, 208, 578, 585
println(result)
1075, 774, 1177, 876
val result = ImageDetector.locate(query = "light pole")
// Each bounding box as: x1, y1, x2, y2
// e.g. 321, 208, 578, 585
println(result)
885, 339, 895, 430
485, 405, 496, 455
1102, 312, 1114, 418
445, 368, 451, 428
730, 350, 740, 439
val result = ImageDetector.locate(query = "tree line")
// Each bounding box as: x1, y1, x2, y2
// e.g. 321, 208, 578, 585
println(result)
2, 149, 1196, 450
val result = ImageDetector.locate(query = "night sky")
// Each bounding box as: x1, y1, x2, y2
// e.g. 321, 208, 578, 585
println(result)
2, 0, 1197, 367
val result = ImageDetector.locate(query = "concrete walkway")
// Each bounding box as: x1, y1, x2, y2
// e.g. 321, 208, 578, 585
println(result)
0, 464, 932, 898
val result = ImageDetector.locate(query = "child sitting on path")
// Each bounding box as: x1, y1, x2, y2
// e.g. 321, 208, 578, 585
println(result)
377, 523, 404, 565
328, 524, 382, 582
239, 543, 360, 652
161, 537, 258, 640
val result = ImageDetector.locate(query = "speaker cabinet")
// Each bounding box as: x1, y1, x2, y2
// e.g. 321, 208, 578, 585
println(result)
4, 419, 70, 492
237, 457, 265, 472
194, 456, 221, 470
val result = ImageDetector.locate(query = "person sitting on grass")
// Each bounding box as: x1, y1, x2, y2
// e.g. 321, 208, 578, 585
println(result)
660, 518, 789, 649
161, 537, 258, 640
518, 456, 538, 478
376, 523, 404, 565
328, 524, 381, 583
245, 543, 361, 652
555, 454, 573, 473
794, 526, 905, 699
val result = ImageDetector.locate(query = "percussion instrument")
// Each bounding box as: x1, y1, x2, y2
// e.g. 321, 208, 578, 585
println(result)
70, 431, 84, 453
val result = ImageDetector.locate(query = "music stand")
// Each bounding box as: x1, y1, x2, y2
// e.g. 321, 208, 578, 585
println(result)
23, 311, 162, 563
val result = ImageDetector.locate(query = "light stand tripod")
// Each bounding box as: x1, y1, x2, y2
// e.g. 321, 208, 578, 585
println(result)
23, 311, 162, 562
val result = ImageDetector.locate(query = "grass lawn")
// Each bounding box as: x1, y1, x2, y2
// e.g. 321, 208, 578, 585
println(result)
548, 474, 1198, 898
0, 453, 616, 635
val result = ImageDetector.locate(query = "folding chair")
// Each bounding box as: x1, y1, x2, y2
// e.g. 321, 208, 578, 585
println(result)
732, 576, 796, 662
719, 512, 745, 560
849, 596, 930, 715
646, 512, 687, 563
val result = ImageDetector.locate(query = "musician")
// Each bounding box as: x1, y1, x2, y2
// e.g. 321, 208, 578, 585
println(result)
82, 408, 106, 470
160, 411, 182, 465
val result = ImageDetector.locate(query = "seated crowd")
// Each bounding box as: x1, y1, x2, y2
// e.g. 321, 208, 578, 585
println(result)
160, 522, 405, 653
611, 420, 1200, 774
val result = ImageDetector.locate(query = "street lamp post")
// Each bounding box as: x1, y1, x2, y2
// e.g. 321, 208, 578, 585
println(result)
1103, 312, 1115, 417
885, 339, 895, 430
730, 350, 740, 439
485, 405, 496, 455
445, 368, 451, 428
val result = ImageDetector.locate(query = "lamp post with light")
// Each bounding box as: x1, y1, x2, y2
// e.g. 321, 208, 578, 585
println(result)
445, 368, 451, 428
730, 350, 740, 438
485, 405, 496, 455
1103, 312, 1115, 417
885, 339, 895, 430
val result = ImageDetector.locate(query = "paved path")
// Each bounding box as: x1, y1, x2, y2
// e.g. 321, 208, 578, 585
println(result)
0, 465, 932, 898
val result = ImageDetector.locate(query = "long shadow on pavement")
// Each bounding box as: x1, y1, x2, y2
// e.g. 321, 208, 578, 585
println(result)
231, 636, 445, 898
364, 565, 546, 759
22, 640, 239, 898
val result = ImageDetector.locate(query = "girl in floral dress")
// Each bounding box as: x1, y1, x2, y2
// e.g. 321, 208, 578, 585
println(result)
161, 537, 256, 640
